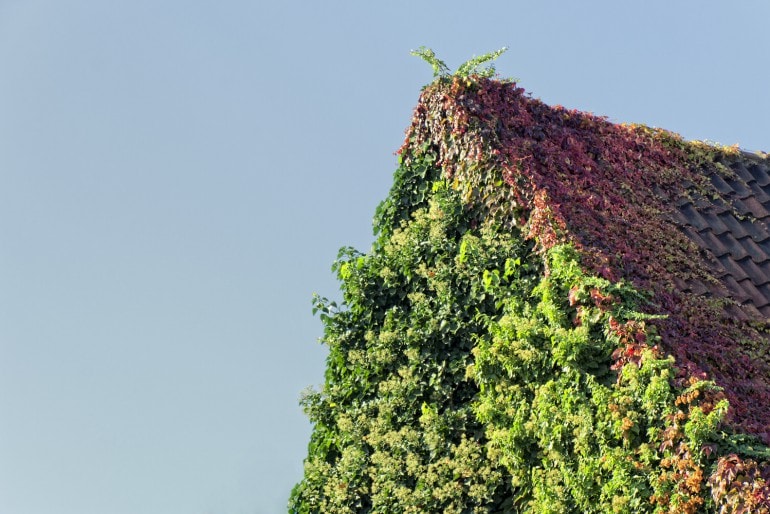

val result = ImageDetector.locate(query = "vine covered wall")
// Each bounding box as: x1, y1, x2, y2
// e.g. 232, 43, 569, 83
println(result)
290, 72, 770, 512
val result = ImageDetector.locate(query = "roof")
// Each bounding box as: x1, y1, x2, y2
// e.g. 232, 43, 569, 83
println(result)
675, 151, 770, 320
291, 75, 770, 512
402, 76, 770, 443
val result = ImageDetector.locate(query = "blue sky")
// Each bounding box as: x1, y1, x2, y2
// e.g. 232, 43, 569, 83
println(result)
0, 1, 768, 513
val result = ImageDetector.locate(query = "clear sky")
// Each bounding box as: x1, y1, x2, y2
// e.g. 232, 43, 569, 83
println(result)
0, 1, 768, 513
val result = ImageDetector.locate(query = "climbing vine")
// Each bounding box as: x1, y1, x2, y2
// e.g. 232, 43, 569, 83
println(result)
290, 162, 533, 513
410, 46, 508, 79
471, 244, 730, 513
291, 57, 770, 512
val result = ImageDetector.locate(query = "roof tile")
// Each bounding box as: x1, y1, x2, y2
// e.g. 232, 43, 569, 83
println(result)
725, 302, 752, 321
737, 256, 770, 287
721, 274, 749, 303
758, 304, 770, 319
749, 162, 770, 187
677, 202, 709, 231
757, 260, 770, 280
699, 210, 730, 235
726, 177, 753, 198
731, 161, 757, 184
748, 181, 770, 204
758, 283, 770, 305
736, 278, 770, 308
715, 232, 750, 261
719, 212, 770, 242
739, 300, 765, 318
737, 236, 770, 264
709, 173, 736, 196
733, 196, 770, 219
697, 229, 729, 257
717, 254, 750, 282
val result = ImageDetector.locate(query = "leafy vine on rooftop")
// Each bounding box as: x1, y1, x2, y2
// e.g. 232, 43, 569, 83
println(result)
410, 46, 509, 79
291, 70, 770, 512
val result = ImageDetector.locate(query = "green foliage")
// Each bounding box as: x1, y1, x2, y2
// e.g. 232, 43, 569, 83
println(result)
373, 143, 442, 240
410, 46, 508, 79
292, 150, 730, 512
292, 75, 770, 512
470, 246, 729, 513
290, 153, 538, 513
410, 47, 450, 78
455, 47, 508, 78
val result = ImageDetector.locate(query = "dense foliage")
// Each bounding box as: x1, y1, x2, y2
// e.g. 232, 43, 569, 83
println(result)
291, 70, 770, 512
290, 171, 524, 512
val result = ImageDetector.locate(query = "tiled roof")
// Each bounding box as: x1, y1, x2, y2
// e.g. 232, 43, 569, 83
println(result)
673, 151, 770, 321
